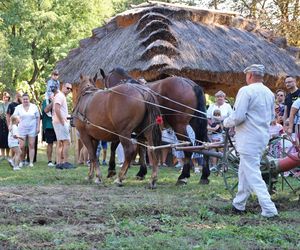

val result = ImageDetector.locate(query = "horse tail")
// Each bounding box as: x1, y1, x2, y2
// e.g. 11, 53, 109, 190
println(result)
143, 93, 162, 147
190, 85, 208, 143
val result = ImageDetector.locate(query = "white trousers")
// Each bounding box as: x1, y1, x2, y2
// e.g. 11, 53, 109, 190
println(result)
232, 153, 278, 217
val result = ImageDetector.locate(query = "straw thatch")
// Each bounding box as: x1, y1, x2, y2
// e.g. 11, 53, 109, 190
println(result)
57, 1, 300, 96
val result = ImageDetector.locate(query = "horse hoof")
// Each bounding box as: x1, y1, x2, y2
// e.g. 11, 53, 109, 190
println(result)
136, 175, 145, 181
148, 182, 157, 189
199, 179, 210, 185
114, 178, 123, 187
107, 171, 116, 178
176, 178, 188, 186
85, 176, 93, 182
94, 178, 102, 184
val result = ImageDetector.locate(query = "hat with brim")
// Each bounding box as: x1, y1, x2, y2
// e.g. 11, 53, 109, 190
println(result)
243, 64, 265, 76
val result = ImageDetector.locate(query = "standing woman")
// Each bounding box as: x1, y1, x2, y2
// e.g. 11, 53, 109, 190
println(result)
13, 93, 40, 167
0, 92, 11, 159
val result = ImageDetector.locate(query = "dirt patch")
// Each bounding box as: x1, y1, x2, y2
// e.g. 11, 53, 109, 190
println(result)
0, 185, 110, 227
0, 184, 299, 249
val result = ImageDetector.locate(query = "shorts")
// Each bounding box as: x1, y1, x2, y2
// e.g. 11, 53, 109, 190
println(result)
53, 123, 70, 141
44, 128, 57, 144
211, 133, 223, 143
101, 141, 108, 150
19, 128, 37, 138
8, 142, 19, 148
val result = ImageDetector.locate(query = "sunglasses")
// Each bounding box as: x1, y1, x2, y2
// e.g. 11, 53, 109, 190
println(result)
66, 87, 72, 91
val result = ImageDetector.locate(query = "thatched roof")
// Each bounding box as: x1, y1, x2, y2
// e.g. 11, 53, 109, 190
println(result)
57, 1, 300, 96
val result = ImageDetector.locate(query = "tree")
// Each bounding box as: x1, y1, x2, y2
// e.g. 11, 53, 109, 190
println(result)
0, 0, 114, 99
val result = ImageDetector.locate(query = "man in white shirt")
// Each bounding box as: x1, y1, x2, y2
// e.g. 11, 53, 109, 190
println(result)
52, 83, 73, 169
223, 64, 278, 218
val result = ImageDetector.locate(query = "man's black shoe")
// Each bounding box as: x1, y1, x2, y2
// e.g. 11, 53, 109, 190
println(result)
63, 162, 75, 169
232, 206, 247, 215
55, 163, 64, 169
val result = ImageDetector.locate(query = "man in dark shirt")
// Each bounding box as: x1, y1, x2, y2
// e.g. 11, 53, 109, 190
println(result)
6, 92, 22, 127
283, 76, 300, 123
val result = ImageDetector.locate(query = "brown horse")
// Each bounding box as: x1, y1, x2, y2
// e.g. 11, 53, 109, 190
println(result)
72, 74, 161, 188
99, 67, 209, 185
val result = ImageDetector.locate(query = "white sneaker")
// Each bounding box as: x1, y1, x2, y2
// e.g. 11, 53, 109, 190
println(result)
8, 158, 14, 168
48, 162, 55, 167
13, 166, 21, 171
29, 163, 34, 167
19, 162, 23, 168
194, 167, 201, 174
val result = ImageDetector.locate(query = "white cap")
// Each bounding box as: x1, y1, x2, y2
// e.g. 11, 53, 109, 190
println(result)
243, 64, 265, 76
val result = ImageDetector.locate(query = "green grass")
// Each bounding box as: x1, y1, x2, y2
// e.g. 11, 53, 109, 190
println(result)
0, 145, 299, 249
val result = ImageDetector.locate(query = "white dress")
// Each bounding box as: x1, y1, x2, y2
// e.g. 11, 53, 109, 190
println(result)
8, 124, 20, 148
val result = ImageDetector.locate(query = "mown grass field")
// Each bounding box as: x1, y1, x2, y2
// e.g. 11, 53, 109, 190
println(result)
0, 145, 299, 250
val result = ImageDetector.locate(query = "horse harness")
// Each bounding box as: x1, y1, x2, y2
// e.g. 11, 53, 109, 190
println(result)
72, 88, 104, 125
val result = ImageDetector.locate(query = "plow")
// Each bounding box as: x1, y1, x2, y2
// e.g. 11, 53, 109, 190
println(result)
175, 129, 300, 197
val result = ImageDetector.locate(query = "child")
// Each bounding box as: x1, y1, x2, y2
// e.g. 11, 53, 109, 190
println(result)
8, 115, 23, 170
207, 109, 223, 172
207, 109, 223, 143
268, 118, 283, 158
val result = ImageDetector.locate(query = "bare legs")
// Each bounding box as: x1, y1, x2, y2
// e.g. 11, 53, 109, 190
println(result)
19, 136, 36, 166
56, 140, 70, 167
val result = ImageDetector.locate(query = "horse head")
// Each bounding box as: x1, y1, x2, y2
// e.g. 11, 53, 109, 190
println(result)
79, 74, 97, 93
100, 67, 136, 88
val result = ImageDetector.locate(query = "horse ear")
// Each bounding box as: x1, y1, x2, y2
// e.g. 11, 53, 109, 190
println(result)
93, 73, 98, 83
100, 68, 106, 79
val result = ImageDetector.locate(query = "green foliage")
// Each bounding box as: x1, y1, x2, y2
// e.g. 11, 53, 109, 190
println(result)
0, 0, 114, 99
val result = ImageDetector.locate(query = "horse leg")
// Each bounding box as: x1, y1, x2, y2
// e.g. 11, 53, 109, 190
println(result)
171, 124, 192, 185
92, 139, 102, 184
80, 134, 97, 181
143, 131, 159, 189
177, 151, 192, 185
199, 155, 210, 184
114, 138, 136, 186
107, 141, 119, 178
136, 146, 147, 180
147, 148, 159, 189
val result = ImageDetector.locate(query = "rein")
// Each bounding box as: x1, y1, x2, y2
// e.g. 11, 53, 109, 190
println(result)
73, 113, 188, 150
72, 84, 103, 123
105, 74, 207, 119
108, 86, 207, 120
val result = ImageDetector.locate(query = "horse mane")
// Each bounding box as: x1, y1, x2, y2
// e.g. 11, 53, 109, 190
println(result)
111, 67, 141, 85
111, 67, 130, 78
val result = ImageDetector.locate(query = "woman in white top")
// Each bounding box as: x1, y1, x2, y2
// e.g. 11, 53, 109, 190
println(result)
13, 93, 40, 167
207, 90, 233, 123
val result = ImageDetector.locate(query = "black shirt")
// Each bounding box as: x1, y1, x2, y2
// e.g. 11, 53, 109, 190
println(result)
6, 102, 20, 116
284, 89, 300, 118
